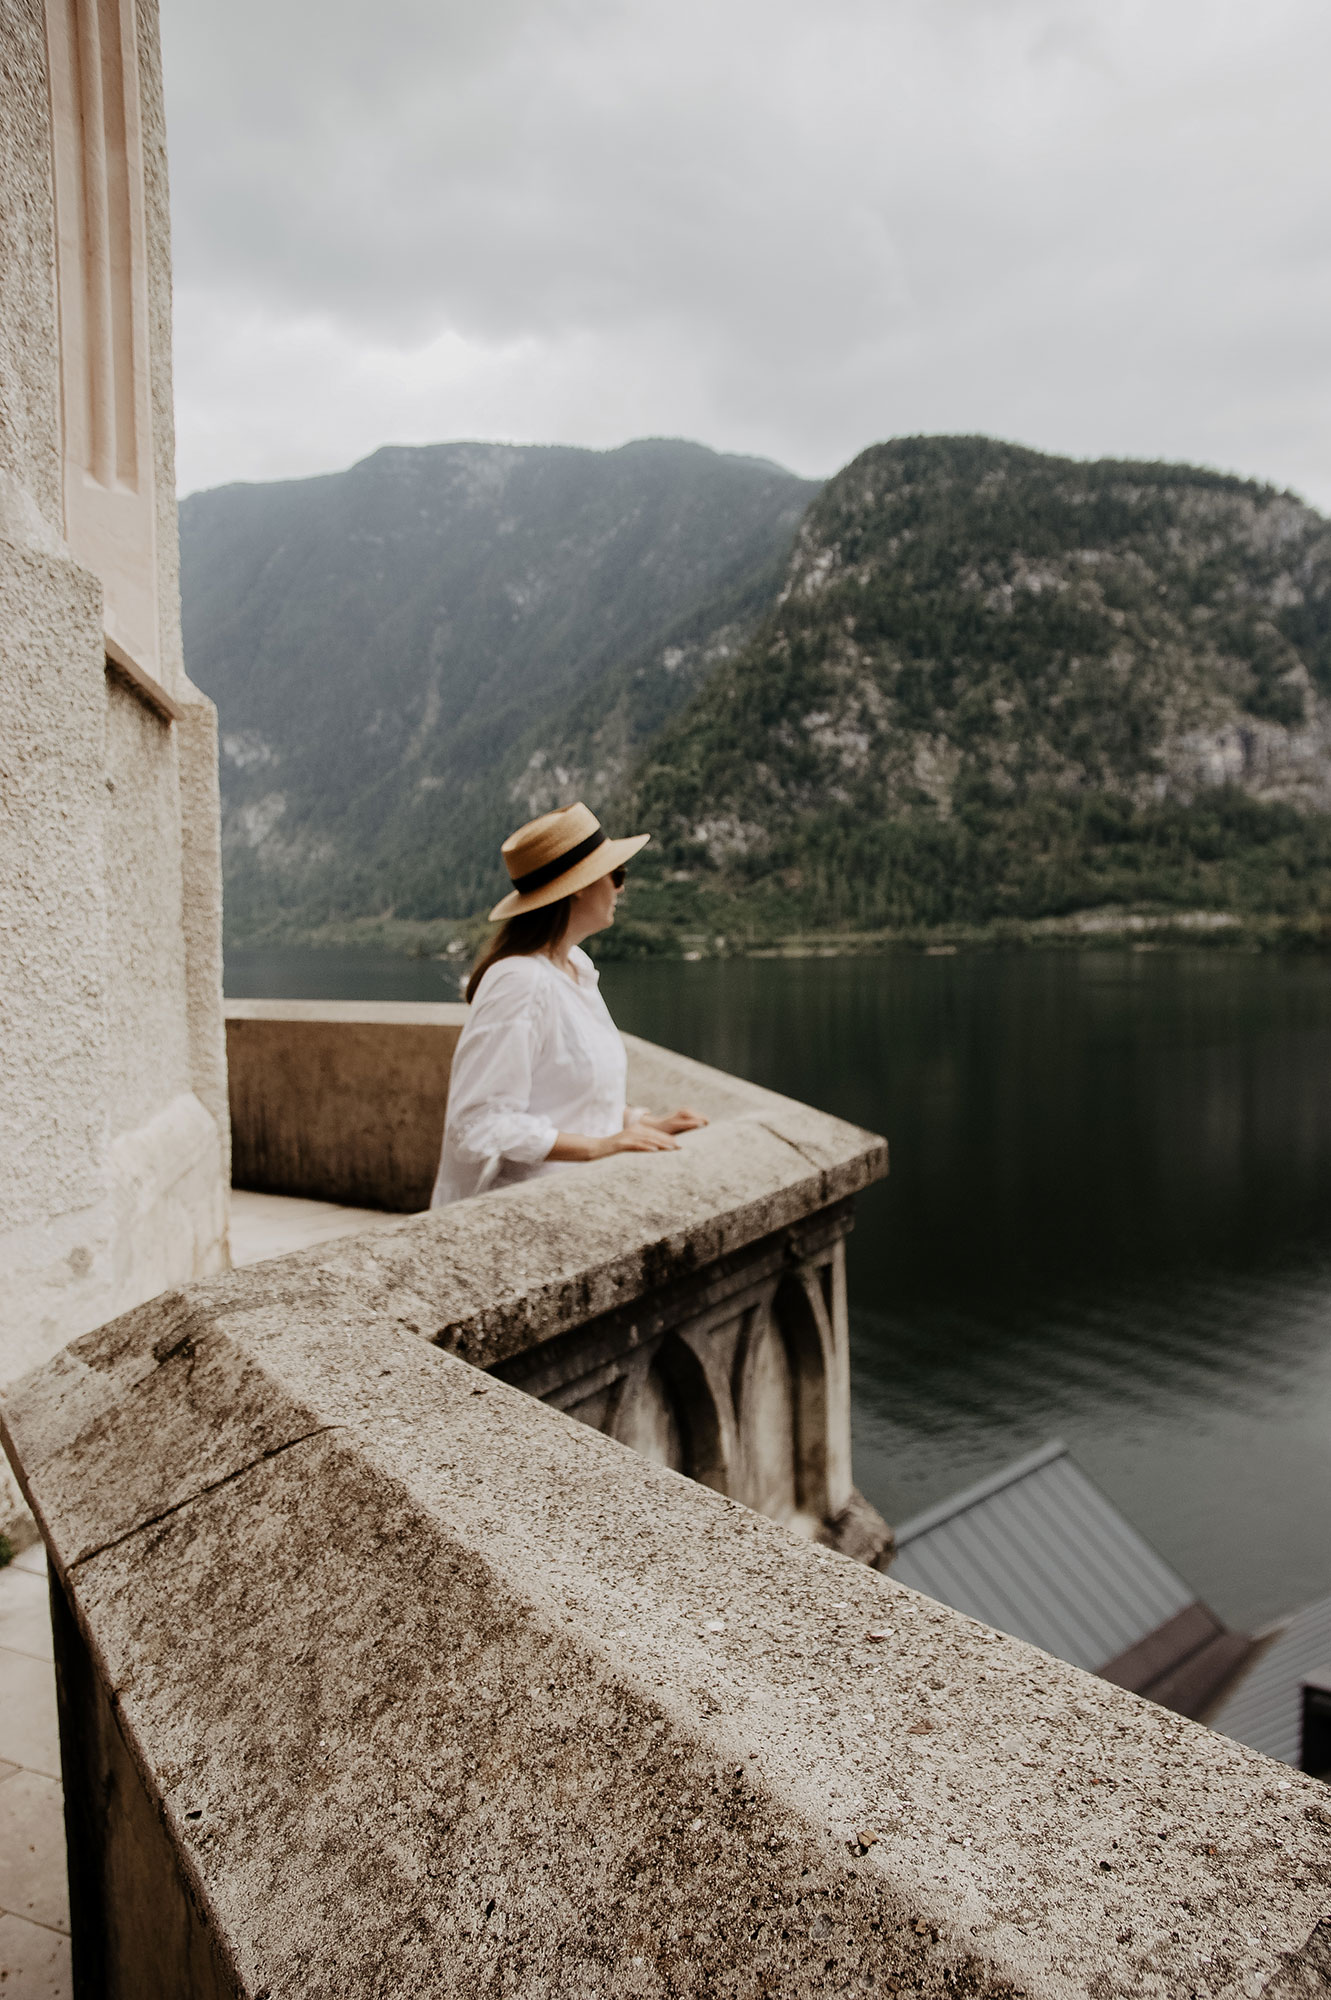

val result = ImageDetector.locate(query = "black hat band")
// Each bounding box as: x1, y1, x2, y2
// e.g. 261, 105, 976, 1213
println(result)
510, 827, 607, 895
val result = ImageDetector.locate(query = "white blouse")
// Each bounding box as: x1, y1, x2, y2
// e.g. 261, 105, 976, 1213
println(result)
431, 947, 633, 1207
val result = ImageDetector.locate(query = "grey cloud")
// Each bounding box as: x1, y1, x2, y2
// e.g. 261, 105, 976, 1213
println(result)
161, 0, 1331, 507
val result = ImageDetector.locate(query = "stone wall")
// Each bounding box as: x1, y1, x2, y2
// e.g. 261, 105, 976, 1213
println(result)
5, 1155, 1330, 1997
226, 999, 465, 1211
0, 0, 229, 1546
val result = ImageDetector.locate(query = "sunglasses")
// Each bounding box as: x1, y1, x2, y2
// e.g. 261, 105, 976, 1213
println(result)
609, 866, 627, 888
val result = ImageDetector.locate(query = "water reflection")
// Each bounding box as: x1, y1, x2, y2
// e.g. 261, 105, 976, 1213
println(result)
226, 943, 1331, 1631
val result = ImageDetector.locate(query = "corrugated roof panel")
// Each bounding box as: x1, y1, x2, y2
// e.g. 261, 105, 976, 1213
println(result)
891, 1441, 1066, 1540
893, 1493, 1108, 1668
919, 1484, 1114, 1666
1034, 1458, 1192, 1634
1209, 1593, 1331, 1767
999, 1474, 1154, 1661
892, 1445, 1195, 1670
901, 1511, 1084, 1657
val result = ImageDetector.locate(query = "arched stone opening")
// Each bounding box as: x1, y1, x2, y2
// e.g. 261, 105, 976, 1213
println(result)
613, 1335, 729, 1494
491, 1205, 871, 1555
769, 1272, 833, 1521
732, 1306, 799, 1523
613, 1355, 683, 1472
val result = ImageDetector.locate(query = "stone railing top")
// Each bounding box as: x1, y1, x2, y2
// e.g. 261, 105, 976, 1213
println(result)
227, 1032, 889, 1370
4, 1264, 1329, 1999
225, 997, 469, 1028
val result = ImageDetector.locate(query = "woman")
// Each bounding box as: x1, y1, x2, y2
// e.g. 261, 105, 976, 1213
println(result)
431, 803, 707, 1206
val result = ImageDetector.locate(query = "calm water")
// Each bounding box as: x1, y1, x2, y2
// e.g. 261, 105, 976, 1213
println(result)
226, 943, 1331, 1632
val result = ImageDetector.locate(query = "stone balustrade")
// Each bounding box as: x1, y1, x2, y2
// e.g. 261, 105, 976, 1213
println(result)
3, 1014, 1330, 1994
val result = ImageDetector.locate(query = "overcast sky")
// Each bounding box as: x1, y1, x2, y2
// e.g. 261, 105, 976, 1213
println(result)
162, 0, 1331, 510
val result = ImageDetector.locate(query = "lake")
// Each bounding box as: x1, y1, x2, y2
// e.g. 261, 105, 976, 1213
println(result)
225, 942, 1331, 1635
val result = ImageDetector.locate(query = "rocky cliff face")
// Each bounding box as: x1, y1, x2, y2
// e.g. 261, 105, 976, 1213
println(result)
628, 436, 1331, 931
179, 438, 818, 934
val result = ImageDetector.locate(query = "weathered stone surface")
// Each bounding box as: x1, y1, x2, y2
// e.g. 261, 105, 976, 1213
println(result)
222, 1027, 888, 1368
0, 0, 229, 1550
494, 1196, 887, 1560
5, 1254, 1330, 1999
225, 1000, 465, 1211
1261, 1918, 1331, 1998
50, 1553, 239, 2000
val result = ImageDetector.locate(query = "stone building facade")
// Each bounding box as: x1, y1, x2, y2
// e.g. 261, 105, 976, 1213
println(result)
0, 0, 230, 1543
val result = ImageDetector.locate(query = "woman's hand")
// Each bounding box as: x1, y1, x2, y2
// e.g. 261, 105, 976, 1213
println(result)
639, 1106, 709, 1135
604, 1122, 683, 1154
548, 1124, 681, 1162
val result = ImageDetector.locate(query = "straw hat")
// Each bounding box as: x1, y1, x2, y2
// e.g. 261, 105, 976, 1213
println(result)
488, 802, 650, 921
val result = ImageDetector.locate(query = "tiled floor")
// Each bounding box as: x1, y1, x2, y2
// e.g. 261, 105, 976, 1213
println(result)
0, 1544, 70, 1999
229, 1186, 411, 1266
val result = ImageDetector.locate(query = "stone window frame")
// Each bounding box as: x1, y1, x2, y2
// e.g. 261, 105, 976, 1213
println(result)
45, 0, 164, 693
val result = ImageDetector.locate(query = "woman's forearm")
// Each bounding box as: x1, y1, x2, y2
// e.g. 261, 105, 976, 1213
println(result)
548, 1123, 681, 1162
546, 1131, 609, 1162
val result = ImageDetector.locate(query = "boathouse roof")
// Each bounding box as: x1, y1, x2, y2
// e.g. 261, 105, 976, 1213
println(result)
891, 1440, 1254, 1717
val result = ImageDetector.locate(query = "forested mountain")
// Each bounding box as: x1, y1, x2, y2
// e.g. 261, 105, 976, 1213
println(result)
181, 432, 1331, 947
179, 438, 819, 934
625, 436, 1331, 938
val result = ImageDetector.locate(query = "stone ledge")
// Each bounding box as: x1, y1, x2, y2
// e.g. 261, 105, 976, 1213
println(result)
104, 640, 182, 723
225, 1000, 469, 1027
221, 1035, 887, 1372
4, 1270, 1330, 1998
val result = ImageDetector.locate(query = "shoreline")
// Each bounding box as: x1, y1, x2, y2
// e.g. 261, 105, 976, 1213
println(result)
223, 903, 1331, 963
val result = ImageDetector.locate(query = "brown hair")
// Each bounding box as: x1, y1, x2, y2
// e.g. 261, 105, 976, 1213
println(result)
464, 896, 574, 1003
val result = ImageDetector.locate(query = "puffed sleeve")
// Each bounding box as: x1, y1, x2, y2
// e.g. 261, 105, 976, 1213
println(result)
442, 959, 559, 1171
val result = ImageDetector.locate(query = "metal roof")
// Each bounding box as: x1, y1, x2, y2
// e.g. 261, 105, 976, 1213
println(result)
1209, 1592, 1331, 1767
891, 1441, 1195, 1672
